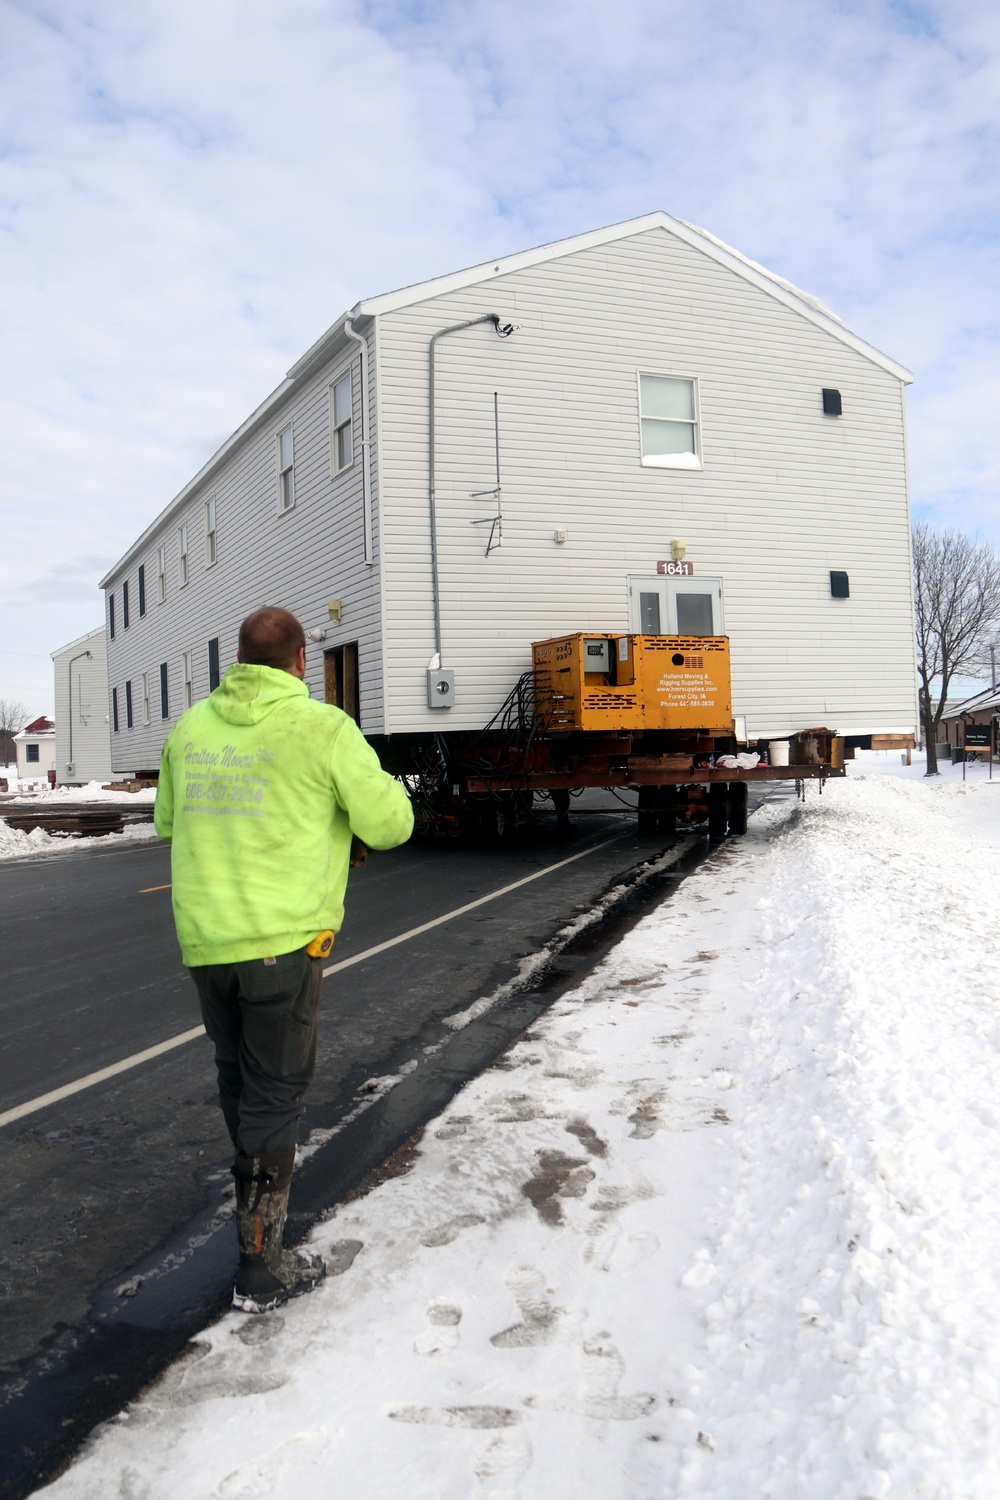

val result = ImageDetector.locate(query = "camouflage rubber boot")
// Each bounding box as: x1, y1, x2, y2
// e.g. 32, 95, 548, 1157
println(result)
231, 1150, 326, 1314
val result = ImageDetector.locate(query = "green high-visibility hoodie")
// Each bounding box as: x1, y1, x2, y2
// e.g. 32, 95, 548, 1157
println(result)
154, 664, 414, 967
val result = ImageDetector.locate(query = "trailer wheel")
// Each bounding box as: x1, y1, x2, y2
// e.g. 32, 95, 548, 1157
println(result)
727, 781, 749, 836
708, 782, 729, 840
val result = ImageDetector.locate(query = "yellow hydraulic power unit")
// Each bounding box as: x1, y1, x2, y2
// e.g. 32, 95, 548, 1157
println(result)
532, 633, 733, 733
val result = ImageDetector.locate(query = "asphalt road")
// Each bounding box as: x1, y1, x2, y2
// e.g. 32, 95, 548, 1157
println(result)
1, 800, 673, 1382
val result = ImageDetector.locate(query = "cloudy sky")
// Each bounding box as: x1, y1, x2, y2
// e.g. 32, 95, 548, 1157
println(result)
2, 0, 998, 714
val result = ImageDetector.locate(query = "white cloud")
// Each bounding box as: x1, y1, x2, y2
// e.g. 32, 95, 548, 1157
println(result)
1, 0, 998, 710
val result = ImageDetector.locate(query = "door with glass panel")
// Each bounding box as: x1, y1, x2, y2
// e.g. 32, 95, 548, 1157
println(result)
628, 576, 725, 635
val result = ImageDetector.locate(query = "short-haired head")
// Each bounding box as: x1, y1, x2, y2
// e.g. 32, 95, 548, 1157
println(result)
237, 607, 306, 672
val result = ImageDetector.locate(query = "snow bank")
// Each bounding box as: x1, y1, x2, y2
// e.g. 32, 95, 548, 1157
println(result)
40, 772, 1000, 1498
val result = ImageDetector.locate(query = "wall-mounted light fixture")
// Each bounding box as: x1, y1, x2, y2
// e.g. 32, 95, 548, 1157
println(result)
553, 527, 567, 544
306, 627, 328, 643
327, 600, 343, 622
670, 538, 687, 561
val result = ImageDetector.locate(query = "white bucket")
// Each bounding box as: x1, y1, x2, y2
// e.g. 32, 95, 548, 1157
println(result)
768, 740, 790, 767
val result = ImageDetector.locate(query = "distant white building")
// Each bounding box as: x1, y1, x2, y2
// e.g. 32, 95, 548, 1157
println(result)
14, 716, 57, 783
100, 211, 919, 775
50, 626, 113, 784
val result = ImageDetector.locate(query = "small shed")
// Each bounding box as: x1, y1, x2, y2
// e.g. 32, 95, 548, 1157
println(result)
15, 717, 57, 783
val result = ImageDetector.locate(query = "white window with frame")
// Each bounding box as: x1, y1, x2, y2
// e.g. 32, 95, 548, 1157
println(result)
205, 496, 217, 566
638, 373, 702, 470
330, 371, 353, 475
182, 650, 193, 709
277, 425, 295, 512
178, 524, 189, 587
141, 671, 150, 726
156, 544, 166, 604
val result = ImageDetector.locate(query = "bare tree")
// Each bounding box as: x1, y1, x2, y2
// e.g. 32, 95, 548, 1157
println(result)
0, 698, 27, 766
913, 524, 1000, 775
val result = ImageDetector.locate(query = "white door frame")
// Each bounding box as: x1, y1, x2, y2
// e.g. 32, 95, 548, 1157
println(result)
627, 575, 725, 635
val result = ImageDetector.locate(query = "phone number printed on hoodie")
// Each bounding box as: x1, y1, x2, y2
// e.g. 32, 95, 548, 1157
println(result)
182, 766, 268, 818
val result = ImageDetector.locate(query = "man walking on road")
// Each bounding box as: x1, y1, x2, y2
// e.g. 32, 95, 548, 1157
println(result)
154, 607, 413, 1312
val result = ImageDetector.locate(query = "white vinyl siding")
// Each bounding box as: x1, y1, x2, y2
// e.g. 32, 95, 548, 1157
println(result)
373, 226, 915, 738
101, 342, 383, 773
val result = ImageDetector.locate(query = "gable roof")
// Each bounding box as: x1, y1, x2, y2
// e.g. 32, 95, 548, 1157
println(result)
943, 686, 1000, 719
19, 716, 55, 736
349, 211, 914, 384
101, 211, 913, 588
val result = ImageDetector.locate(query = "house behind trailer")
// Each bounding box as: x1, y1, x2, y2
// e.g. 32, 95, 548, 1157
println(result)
100, 212, 918, 775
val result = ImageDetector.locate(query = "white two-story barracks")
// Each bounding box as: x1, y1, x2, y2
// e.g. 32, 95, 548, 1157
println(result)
101, 212, 918, 774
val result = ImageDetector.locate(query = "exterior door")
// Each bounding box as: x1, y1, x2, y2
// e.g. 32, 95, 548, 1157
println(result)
628, 576, 725, 635
324, 643, 360, 723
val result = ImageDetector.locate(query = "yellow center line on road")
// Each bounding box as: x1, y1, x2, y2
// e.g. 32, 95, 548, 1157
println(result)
139, 884, 172, 893
3, 831, 627, 1129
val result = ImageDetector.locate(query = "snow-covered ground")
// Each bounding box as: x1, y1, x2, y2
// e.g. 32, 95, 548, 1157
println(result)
0, 775, 156, 860
38, 753, 1000, 1497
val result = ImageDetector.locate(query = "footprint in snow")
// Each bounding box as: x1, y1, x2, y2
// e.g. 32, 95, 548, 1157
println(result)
413, 1299, 463, 1357
491, 1265, 561, 1347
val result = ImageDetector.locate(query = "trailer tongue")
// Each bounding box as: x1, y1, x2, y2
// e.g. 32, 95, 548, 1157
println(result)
379, 632, 845, 840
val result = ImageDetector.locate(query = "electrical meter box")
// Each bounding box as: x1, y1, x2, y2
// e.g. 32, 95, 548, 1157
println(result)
532, 633, 732, 733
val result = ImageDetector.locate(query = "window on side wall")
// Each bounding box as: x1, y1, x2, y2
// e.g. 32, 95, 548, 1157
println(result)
160, 663, 169, 719
112, 687, 119, 732
123, 579, 130, 629
26, 744, 39, 764
331, 371, 353, 475
125, 680, 134, 729
205, 496, 217, 566
277, 426, 295, 512
208, 637, 220, 691
638, 373, 702, 470
178, 525, 189, 587
138, 564, 146, 617
141, 672, 150, 726
183, 651, 193, 709
157, 545, 166, 604
109, 593, 116, 640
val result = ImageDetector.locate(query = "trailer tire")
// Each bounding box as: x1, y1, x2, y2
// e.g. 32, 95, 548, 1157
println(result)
727, 781, 749, 836
708, 782, 728, 840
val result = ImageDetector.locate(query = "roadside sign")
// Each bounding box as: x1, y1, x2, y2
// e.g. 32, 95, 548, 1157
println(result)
964, 723, 992, 747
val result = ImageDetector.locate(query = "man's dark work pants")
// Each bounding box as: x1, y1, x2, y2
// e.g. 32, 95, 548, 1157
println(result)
190, 950, 323, 1156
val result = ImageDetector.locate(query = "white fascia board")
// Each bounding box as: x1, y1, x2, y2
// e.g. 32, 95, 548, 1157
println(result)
50, 625, 105, 661
355, 210, 914, 385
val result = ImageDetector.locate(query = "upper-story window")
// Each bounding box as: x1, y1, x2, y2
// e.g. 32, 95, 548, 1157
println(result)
178, 524, 189, 587
183, 650, 193, 709
205, 497, 217, 566
277, 426, 295, 512
638, 373, 702, 470
141, 671, 150, 726
157, 545, 166, 604
331, 372, 353, 475
122, 579, 130, 629
109, 592, 116, 640
138, 564, 147, 617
